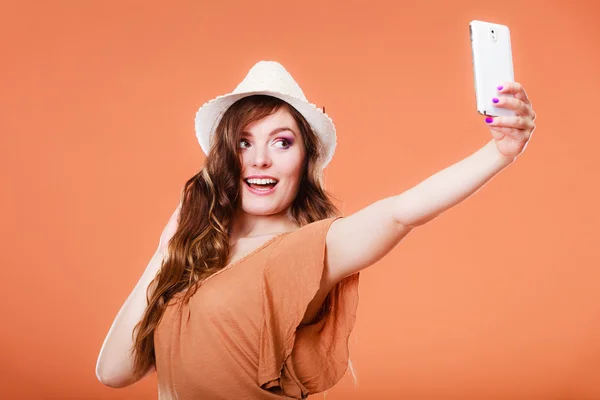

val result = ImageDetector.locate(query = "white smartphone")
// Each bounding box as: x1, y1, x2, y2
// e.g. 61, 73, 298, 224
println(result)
470, 20, 515, 117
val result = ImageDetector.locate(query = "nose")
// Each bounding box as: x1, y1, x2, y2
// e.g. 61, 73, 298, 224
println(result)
251, 145, 272, 168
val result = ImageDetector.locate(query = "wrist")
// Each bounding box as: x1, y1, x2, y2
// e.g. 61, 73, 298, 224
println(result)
486, 139, 516, 168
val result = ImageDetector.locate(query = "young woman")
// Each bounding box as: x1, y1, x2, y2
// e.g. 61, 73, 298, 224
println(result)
96, 61, 536, 399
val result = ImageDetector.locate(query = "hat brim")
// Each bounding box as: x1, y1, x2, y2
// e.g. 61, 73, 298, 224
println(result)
194, 90, 336, 169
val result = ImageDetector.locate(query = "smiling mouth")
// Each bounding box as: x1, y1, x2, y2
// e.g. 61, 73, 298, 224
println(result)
244, 180, 278, 191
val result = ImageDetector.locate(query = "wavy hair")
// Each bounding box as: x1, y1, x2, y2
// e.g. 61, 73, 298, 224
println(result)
130, 95, 345, 381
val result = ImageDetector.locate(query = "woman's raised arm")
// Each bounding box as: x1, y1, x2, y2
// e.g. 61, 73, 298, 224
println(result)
95, 201, 181, 388
318, 82, 536, 296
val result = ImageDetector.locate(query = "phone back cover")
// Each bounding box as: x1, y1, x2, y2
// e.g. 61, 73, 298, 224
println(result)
470, 20, 515, 117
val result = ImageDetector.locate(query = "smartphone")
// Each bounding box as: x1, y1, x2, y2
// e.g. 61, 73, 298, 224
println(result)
470, 20, 515, 117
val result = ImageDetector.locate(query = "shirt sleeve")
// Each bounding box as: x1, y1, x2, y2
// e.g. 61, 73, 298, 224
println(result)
257, 216, 361, 399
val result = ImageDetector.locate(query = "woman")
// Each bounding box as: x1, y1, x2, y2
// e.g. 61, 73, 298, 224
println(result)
96, 61, 536, 399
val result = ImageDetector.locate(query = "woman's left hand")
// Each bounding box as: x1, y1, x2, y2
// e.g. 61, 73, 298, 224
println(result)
485, 82, 537, 161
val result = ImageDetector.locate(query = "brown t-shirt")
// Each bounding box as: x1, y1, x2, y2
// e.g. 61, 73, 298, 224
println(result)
154, 216, 360, 399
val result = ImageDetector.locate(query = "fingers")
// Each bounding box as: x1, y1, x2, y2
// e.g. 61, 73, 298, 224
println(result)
495, 82, 536, 121
486, 115, 535, 131
497, 82, 531, 106
493, 95, 535, 118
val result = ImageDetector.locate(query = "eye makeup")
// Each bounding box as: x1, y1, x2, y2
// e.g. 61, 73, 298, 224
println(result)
278, 136, 294, 146
239, 137, 295, 148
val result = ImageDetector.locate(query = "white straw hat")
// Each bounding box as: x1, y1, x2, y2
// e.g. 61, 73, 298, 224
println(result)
194, 61, 337, 169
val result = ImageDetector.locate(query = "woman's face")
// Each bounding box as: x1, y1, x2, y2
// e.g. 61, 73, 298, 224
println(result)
238, 106, 306, 217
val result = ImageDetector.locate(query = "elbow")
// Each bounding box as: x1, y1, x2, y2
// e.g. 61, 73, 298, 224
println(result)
405, 214, 440, 228
392, 192, 444, 228
96, 366, 128, 389
95, 363, 132, 389
395, 211, 441, 229
97, 377, 124, 389
96, 362, 155, 389
394, 216, 422, 230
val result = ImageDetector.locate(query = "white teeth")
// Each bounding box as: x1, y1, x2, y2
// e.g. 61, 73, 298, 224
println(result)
246, 178, 277, 185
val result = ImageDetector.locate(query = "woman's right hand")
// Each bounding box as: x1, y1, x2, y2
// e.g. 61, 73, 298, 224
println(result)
158, 201, 182, 253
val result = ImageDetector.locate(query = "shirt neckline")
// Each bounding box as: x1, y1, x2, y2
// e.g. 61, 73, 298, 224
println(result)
202, 231, 290, 285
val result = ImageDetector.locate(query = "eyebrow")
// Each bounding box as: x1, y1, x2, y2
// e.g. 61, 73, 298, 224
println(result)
240, 127, 297, 138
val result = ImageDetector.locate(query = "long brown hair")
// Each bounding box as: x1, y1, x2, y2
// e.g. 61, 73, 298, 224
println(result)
130, 95, 343, 380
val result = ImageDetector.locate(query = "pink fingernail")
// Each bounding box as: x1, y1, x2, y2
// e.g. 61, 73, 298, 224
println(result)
485, 117, 494, 123
497, 85, 503, 90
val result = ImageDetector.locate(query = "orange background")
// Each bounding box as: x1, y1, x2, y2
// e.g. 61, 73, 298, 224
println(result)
2, 0, 599, 399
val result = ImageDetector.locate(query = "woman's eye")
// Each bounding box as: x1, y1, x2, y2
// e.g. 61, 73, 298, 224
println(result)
275, 139, 291, 149
239, 139, 291, 149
